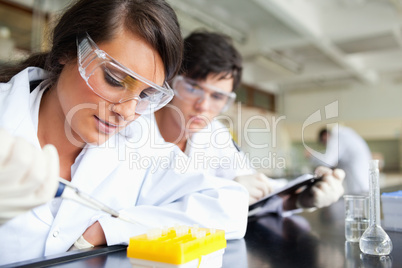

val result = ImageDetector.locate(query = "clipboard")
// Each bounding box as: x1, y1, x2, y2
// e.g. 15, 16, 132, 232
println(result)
248, 173, 322, 216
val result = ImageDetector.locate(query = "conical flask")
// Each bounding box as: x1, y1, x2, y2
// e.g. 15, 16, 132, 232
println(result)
359, 160, 392, 255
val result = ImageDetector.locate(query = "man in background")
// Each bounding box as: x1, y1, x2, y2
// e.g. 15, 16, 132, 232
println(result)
308, 126, 371, 194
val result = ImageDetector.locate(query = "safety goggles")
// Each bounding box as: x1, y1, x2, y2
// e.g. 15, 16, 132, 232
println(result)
77, 33, 173, 115
172, 76, 236, 112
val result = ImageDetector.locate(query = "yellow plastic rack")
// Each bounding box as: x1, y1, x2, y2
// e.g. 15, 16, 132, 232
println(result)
127, 225, 226, 267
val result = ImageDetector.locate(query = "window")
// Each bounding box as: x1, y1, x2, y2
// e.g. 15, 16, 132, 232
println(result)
235, 83, 275, 112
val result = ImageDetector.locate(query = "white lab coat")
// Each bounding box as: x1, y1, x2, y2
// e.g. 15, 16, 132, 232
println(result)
132, 113, 255, 178
132, 113, 285, 214
185, 119, 256, 179
0, 67, 248, 265
311, 126, 371, 194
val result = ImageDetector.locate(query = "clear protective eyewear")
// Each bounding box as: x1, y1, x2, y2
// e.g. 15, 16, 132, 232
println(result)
77, 33, 173, 115
172, 76, 236, 112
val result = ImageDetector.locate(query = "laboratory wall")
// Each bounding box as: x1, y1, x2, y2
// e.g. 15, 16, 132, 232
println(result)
278, 78, 402, 172
222, 103, 293, 177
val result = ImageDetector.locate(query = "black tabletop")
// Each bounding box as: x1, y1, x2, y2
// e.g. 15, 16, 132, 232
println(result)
3, 185, 401, 268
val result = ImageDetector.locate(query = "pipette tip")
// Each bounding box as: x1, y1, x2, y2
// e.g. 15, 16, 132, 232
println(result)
118, 211, 146, 226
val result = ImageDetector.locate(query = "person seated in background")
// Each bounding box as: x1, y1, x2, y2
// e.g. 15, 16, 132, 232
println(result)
307, 126, 371, 194
0, 1, 248, 265
140, 30, 345, 213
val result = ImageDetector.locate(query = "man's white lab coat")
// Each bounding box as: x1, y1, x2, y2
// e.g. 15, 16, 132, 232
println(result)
132, 113, 285, 215
133, 113, 255, 179
0, 67, 248, 265
311, 126, 371, 194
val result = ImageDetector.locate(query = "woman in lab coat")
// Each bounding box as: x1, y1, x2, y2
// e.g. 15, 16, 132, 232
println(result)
0, 1, 248, 265
150, 31, 345, 212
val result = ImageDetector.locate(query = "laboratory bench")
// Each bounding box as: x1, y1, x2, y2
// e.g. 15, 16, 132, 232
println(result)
2, 185, 401, 268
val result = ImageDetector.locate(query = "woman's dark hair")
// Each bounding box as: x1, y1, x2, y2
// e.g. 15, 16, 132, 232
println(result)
0, 0, 183, 85
181, 30, 242, 91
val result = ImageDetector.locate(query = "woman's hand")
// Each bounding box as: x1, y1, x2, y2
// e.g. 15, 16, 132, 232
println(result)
82, 221, 106, 246
71, 221, 106, 250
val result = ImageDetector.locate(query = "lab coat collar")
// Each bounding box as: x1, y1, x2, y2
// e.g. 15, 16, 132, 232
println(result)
0, 67, 50, 147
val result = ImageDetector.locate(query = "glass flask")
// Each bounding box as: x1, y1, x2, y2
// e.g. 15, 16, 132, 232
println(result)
359, 160, 393, 255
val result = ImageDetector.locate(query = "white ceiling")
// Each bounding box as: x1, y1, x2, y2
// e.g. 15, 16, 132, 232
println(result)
4, 0, 402, 93
169, 0, 402, 93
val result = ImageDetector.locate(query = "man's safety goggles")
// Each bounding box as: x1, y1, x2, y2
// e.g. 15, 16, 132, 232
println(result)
77, 33, 173, 115
172, 76, 236, 112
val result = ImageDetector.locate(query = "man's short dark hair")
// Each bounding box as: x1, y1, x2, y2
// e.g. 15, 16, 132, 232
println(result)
180, 30, 243, 91
318, 128, 328, 143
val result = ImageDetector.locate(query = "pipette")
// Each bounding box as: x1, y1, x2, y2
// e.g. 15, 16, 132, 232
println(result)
359, 160, 393, 255
55, 178, 142, 225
